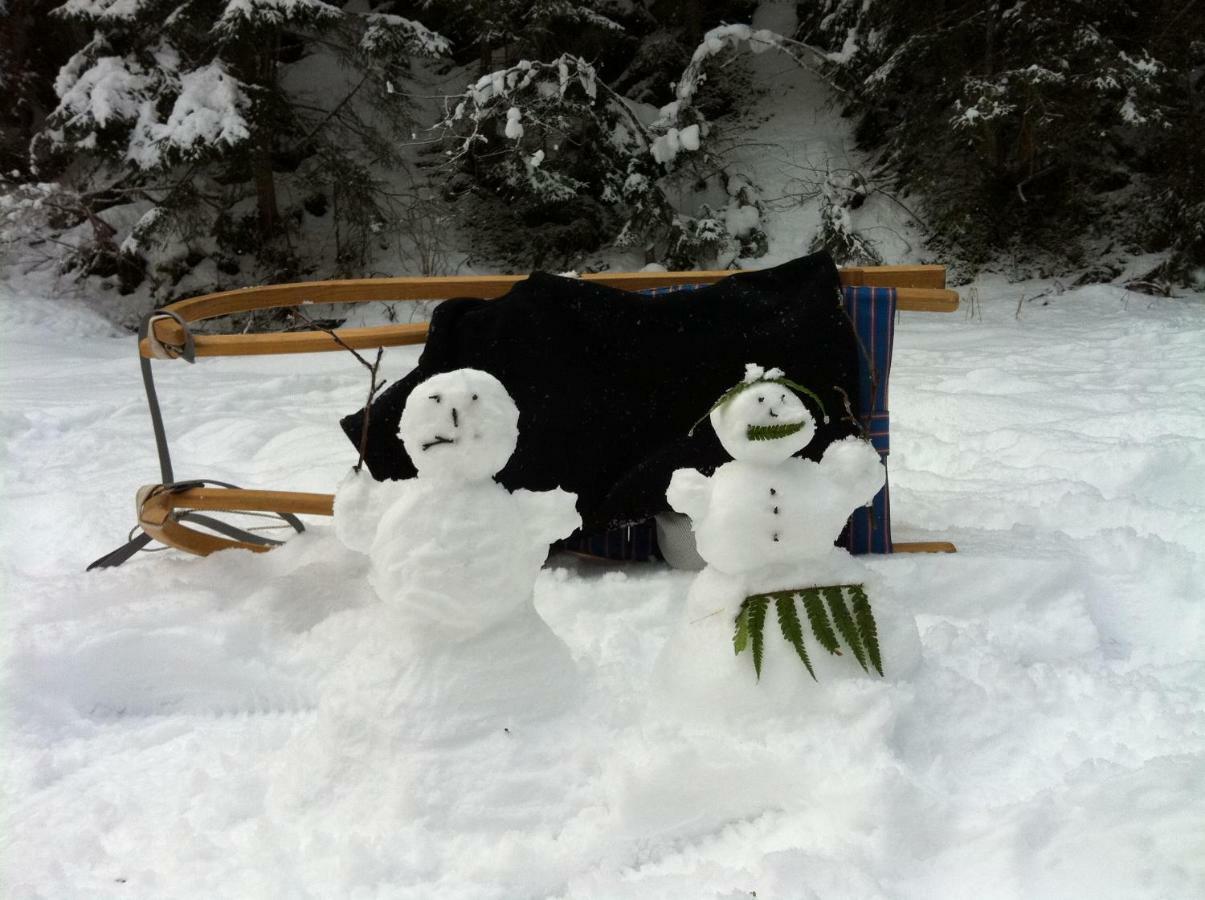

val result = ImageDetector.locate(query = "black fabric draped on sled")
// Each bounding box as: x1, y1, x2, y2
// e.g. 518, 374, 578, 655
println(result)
341, 252, 860, 536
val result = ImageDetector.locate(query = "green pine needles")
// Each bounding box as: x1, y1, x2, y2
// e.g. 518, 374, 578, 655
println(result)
733, 584, 883, 681
746, 421, 806, 441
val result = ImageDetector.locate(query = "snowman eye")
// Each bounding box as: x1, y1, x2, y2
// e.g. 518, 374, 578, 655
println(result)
758, 397, 764, 403
471, 394, 478, 401
781, 394, 786, 401
429, 394, 441, 403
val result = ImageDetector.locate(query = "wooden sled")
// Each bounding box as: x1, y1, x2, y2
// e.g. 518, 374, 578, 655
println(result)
104, 266, 959, 566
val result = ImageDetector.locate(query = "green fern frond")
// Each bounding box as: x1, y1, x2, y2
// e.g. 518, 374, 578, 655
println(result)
801, 589, 842, 656
824, 586, 868, 673
746, 421, 806, 441
849, 585, 883, 676
689, 375, 831, 435
736, 584, 882, 682
747, 596, 770, 681
775, 593, 816, 680
733, 604, 750, 656
772, 377, 829, 423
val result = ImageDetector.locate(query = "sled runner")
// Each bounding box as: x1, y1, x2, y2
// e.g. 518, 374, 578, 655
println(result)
89, 265, 959, 569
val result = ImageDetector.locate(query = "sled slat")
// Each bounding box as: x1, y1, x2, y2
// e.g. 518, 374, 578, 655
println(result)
137, 486, 333, 558
154, 266, 951, 330
141, 273, 959, 358
134, 486, 958, 557
841, 265, 947, 289
163, 487, 334, 516
892, 541, 958, 554
141, 323, 431, 358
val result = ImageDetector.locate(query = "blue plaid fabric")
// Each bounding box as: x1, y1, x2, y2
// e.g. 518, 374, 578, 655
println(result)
838, 285, 896, 555
563, 280, 896, 560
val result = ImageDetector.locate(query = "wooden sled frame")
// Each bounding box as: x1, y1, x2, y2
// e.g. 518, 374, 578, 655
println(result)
130, 266, 959, 560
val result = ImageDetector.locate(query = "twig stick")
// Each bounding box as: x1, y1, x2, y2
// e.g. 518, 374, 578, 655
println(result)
290, 306, 386, 472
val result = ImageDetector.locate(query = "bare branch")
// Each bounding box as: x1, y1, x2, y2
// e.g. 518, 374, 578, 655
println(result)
289, 306, 386, 472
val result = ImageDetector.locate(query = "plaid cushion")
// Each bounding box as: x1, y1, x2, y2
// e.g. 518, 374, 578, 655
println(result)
838, 285, 895, 554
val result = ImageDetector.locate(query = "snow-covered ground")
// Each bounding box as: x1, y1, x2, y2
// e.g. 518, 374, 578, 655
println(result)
2, 269, 1203, 899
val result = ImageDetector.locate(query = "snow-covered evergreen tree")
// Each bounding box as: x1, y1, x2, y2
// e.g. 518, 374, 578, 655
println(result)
799, 0, 1205, 276
439, 23, 785, 269
420, 0, 623, 73
32, 0, 447, 287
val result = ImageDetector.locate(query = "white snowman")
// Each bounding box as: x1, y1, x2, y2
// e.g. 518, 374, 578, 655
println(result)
654, 364, 920, 718
328, 368, 582, 742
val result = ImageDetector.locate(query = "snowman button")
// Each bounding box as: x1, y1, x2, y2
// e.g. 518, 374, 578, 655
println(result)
773, 506, 779, 515
772, 533, 780, 542
769, 488, 776, 496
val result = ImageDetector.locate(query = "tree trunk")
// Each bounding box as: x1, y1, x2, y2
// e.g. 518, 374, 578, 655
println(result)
981, 3, 1001, 174
233, 36, 281, 244
254, 129, 279, 241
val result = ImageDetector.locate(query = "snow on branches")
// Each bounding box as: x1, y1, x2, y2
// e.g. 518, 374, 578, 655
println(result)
439, 23, 808, 268
213, 0, 343, 37
52, 48, 158, 136
43, 39, 250, 171
136, 62, 251, 165
31, 0, 452, 291
798, 0, 1203, 273
359, 13, 450, 59
440, 54, 669, 260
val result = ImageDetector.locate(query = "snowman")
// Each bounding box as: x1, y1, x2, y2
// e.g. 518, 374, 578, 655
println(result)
653, 364, 920, 718
328, 368, 582, 743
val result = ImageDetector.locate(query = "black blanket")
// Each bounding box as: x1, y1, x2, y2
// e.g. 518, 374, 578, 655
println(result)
342, 252, 860, 535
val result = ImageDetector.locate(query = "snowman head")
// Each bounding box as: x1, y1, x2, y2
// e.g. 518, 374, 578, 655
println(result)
399, 368, 519, 481
707, 364, 828, 465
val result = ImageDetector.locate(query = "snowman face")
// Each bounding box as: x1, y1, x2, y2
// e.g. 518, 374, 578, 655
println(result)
399, 369, 519, 481
710, 382, 816, 465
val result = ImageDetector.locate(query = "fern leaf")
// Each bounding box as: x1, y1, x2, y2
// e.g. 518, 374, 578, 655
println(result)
733, 604, 750, 656
824, 586, 868, 673
801, 588, 842, 656
775, 593, 816, 681
849, 585, 883, 676
747, 595, 770, 681
746, 421, 806, 441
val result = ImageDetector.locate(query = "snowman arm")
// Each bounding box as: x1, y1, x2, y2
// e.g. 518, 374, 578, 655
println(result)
666, 468, 712, 523
515, 487, 581, 545
819, 436, 887, 506
332, 468, 392, 552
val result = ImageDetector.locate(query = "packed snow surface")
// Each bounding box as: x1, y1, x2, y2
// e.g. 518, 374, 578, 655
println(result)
2, 274, 1203, 898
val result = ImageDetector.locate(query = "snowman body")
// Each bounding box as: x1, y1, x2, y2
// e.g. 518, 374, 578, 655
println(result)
689, 448, 882, 579
354, 477, 577, 633
654, 367, 919, 716
330, 368, 580, 742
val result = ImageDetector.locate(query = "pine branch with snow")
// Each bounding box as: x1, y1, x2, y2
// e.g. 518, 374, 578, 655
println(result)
439, 54, 678, 267
799, 0, 1205, 276
809, 168, 882, 266
30, 0, 450, 292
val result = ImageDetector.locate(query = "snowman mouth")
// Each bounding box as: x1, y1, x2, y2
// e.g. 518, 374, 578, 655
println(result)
421, 435, 456, 451
747, 421, 806, 441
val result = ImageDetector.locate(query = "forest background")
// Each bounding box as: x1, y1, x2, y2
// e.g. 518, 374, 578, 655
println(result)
2, 0, 1202, 321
